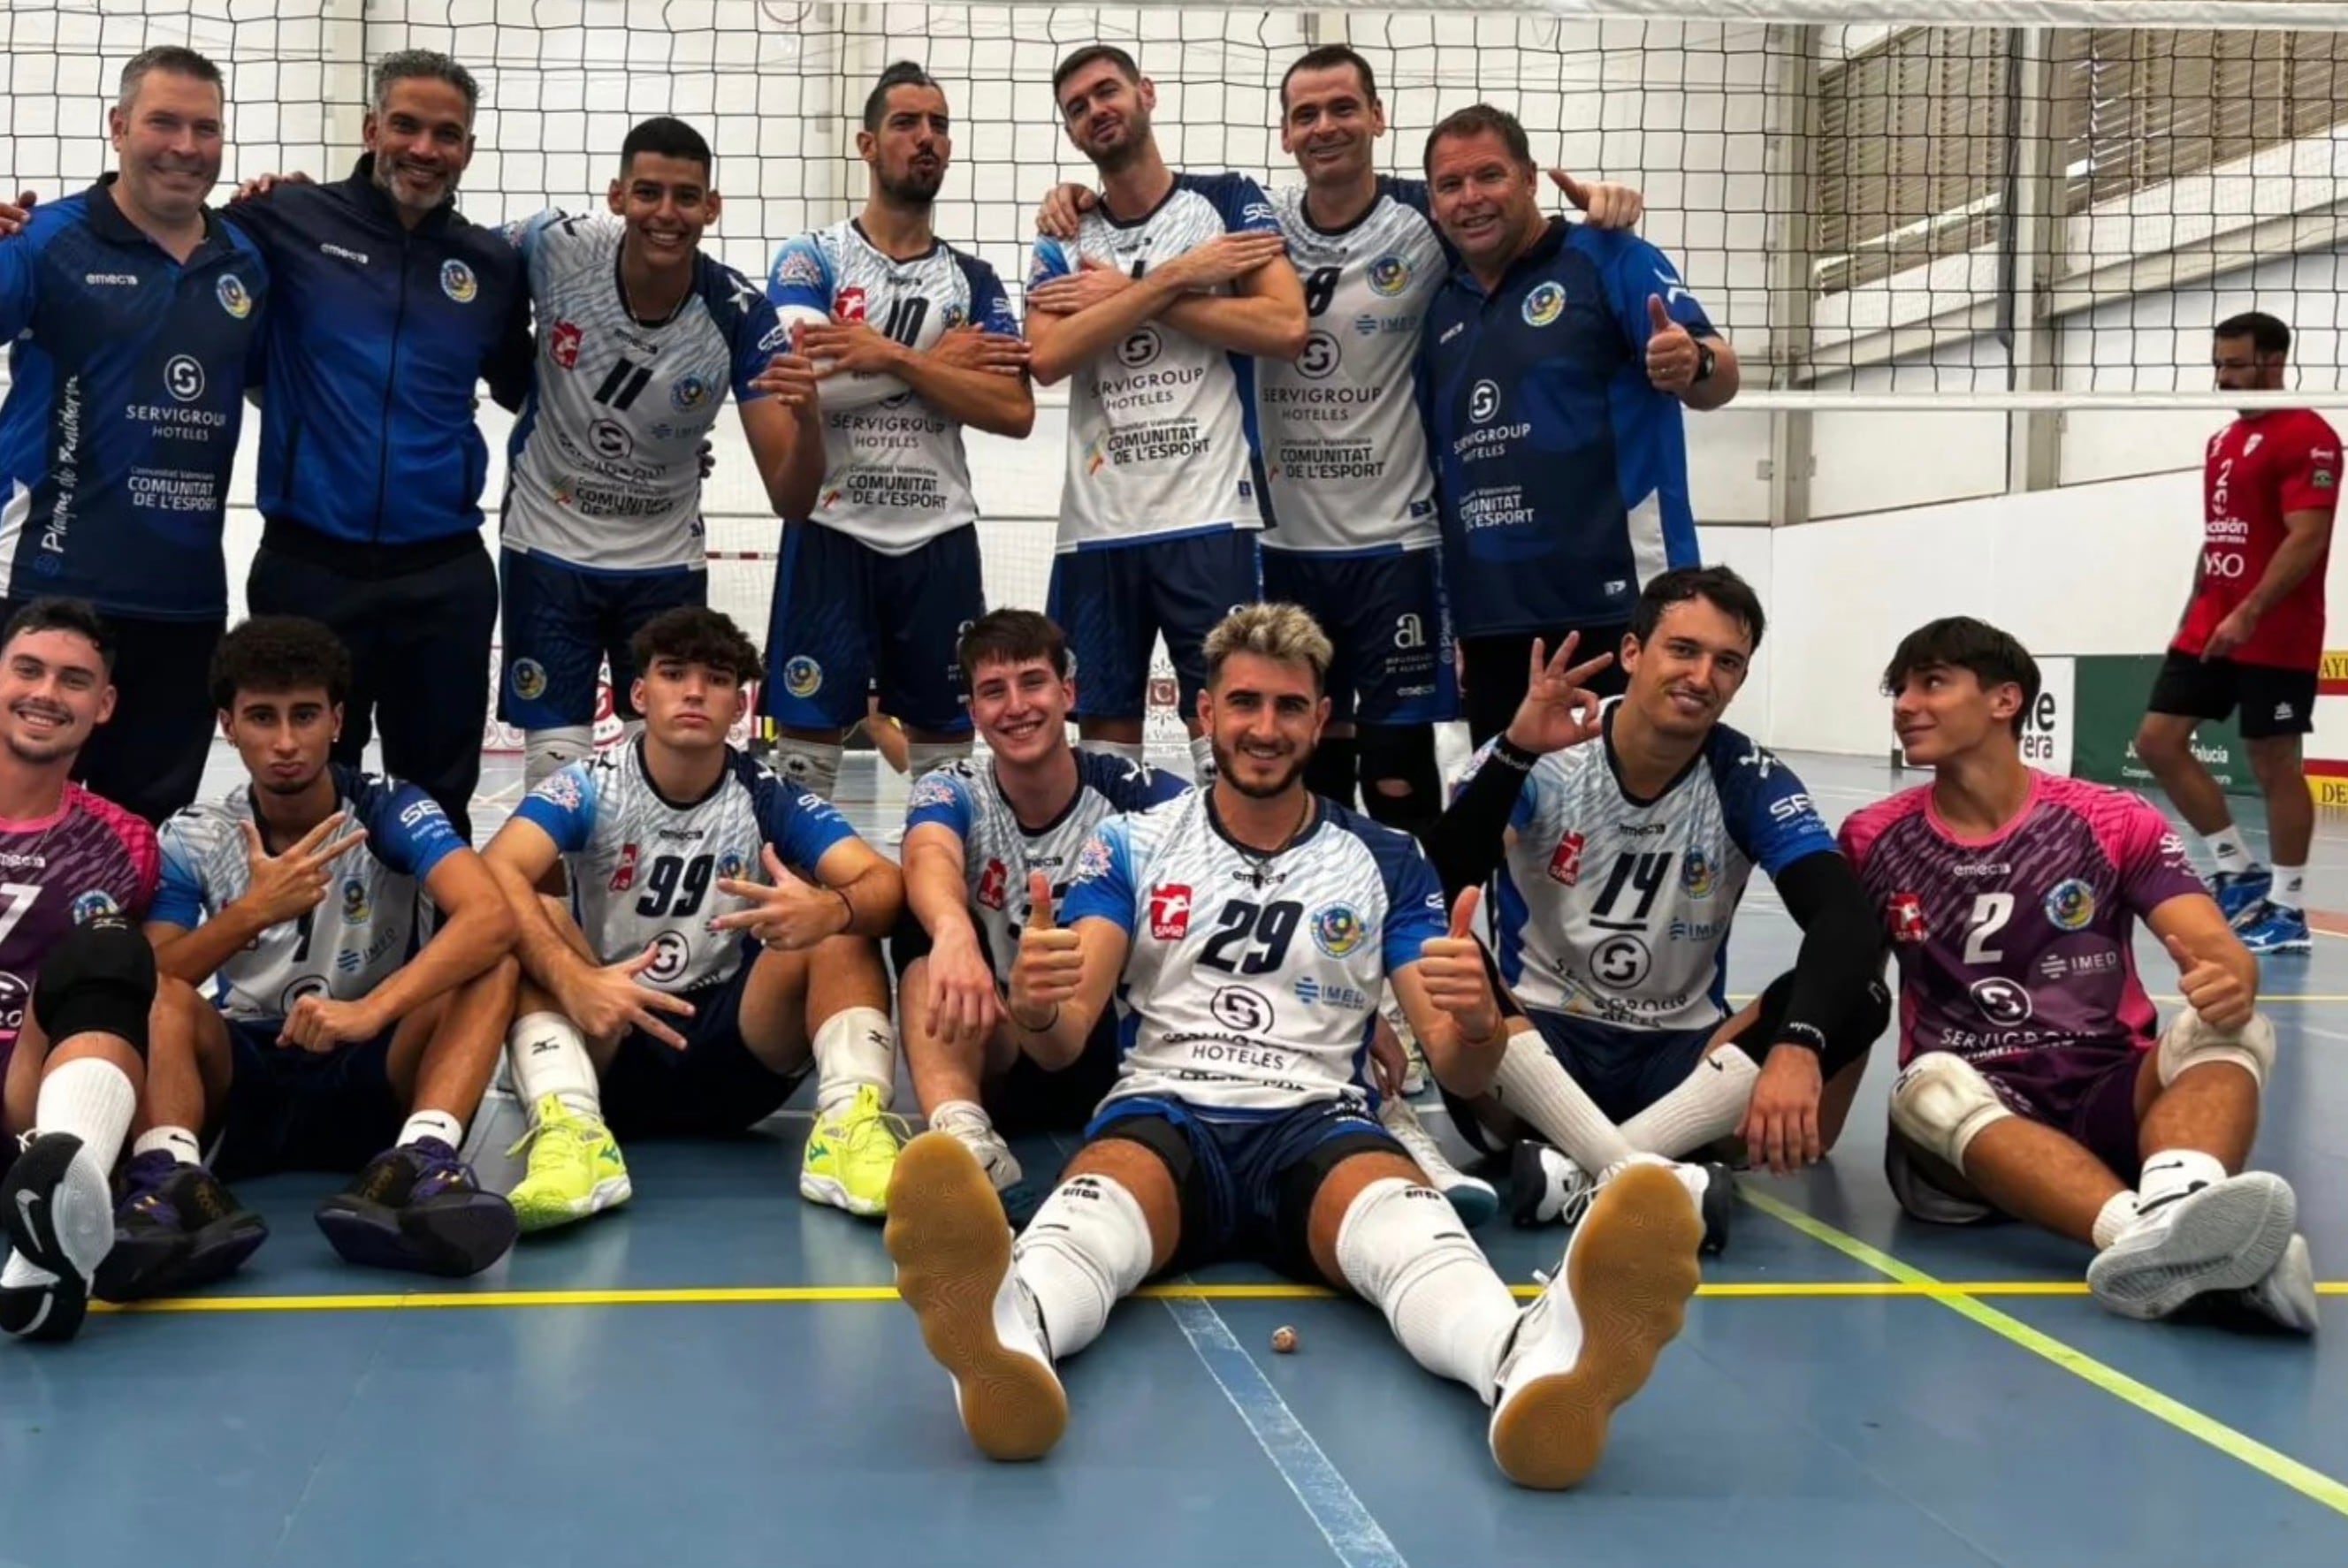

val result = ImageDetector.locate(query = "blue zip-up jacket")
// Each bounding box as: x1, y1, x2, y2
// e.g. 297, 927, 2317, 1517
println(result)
0, 176, 269, 620
227, 154, 533, 555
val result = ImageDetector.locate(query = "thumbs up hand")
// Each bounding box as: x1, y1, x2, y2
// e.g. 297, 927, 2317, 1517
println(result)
1644, 292, 1699, 392
713, 843, 852, 951
2166, 932, 2254, 1032
1417, 887, 1502, 1046
1010, 870, 1084, 1030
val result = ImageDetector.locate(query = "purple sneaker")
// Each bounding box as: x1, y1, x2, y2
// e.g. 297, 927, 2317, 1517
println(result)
314, 1138, 517, 1278
96, 1153, 269, 1303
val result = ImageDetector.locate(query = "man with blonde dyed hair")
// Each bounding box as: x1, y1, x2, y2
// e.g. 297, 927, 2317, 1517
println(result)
881, 602, 1705, 1490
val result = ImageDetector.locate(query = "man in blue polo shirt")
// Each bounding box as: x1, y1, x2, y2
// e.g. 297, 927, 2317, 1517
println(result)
227, 50, 533, 842
1420, 103, 1742, 744
0, 46, 268, 826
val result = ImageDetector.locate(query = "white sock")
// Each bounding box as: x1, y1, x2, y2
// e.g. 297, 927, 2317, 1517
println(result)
33, 1056, 136, 1173
774, 738, 845, 800
2205, 829, 2253, 877
903, 739, 971, 780
2091, 1190, 2140, 1249
1187, 734, 1217, 784
1012, 1171, 1154, 1359
1618, 1047, 1761, 1156
2272, 865, 2306, 912
133, 1125, 202, 1166
1491, 1029, 1636, 1174
507, 1010, 603, 1122
1336, 1177, 1521, 1403
524, 725, 595, 791
812, 1006, 896, 1117
399, 1110, 463, 1150
2137, 1148, 2227, 1218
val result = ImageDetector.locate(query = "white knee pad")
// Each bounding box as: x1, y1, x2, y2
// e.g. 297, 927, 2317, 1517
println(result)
524, 726, 595, 790
769, 738, 843, 799
903, 738, 970, 781
1012, 1171, 1154, 1359
1334, 1176, 1483, 1310
2156, 1008, 2276, 1090
1888, 1052, 2012, 1173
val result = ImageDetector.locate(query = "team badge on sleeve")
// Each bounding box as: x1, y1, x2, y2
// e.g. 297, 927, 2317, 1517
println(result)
907, 773, 960, 813
1072, 833, 1114, 885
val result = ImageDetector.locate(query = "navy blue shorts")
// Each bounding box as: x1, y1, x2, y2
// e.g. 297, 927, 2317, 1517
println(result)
1260, 548, 1456, 726
214, 1017, 404, 1180
1046, 529, 1262, 720
600, 947, 810, 1140
1442, 1008, 1716, 1158
764, 520, 980, 733
1085, 1094, 1400, 1281
985, 1017, 1122, 1137
499, 548, 707, 729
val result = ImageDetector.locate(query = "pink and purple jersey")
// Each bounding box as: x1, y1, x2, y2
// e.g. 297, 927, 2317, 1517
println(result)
1838, 772, 2204, 1122
0, 783, 160, 1069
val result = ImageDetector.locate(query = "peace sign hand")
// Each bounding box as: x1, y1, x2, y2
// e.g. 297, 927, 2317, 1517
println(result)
1503, 633, 1615, 757
234, 812, 369, 930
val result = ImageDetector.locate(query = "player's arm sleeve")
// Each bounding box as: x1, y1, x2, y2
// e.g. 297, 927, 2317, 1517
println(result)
510, 763, 602, 855
1769, 850, 1887, 1059
1376, 841, 1452, 978
1608, 235, 1719, 352
972, 256, 1023, 339
484, 266, 535, 413
354, 780, 468, 885
145, 820, 211, 934
1056, 818, 1138, 937
731, 294, 786, 403
2279, 425, 2343, 516
1205, 173, 1282, 236
0, 221, 39, 338
757, 773, 859, 879
1422, 737, 1541, 900
2115, 807, 2215, 919
903, 768, 976, 840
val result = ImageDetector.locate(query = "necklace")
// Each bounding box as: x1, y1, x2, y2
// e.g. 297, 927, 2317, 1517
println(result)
1226, 789, 1316, 890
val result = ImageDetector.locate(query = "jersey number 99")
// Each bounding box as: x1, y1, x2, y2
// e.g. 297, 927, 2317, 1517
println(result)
637, 853, 716, 919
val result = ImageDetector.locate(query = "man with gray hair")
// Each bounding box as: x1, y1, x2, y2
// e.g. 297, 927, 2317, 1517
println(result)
0, 46, 267, 826
225, 50, 534, 841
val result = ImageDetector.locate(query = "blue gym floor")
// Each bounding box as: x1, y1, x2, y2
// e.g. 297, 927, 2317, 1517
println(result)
3, 749, 2344, 1568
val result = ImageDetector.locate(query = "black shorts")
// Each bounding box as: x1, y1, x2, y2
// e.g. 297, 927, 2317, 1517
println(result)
2147, 650, 2317, 740
1460, 622, 1631, 745
600, 946, 809, 1139
214, 1018, 404, 1181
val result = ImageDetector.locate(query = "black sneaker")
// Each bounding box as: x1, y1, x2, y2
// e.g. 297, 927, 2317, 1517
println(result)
1696, 1161, 1735, 1256
314, 1138, 517, 1278
96, 1151, 270, 1303
0, 1131, 115, 1342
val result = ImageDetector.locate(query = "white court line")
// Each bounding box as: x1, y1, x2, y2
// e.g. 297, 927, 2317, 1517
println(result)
1162, 1294, 1412, 1568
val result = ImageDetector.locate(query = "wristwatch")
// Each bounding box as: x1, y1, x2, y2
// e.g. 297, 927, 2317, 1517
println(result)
1693, 341, 1716, 384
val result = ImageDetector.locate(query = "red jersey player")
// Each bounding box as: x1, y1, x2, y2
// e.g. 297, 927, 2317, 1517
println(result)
1845, 616, 2315, 1335
2134, 311, 2339, 955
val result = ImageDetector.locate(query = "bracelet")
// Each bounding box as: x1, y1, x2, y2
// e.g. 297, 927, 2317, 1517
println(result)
1491, 736, 1541, 773
1775, 1021, 1826, 1055
1011, 1001, 1061, 1033
831, 887, 854, 933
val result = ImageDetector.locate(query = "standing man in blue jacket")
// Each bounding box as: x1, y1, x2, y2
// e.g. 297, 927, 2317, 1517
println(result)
230, 51, 533, 841
0, 46, 269, 826
1418, 103, 1740, 745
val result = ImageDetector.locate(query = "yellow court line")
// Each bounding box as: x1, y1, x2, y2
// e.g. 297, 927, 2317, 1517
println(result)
1740, 1187, 2348, 1519
88, 1277, 2348, 1314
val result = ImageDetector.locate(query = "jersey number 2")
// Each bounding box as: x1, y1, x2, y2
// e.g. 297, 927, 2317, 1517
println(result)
1963, 892, 2014, 964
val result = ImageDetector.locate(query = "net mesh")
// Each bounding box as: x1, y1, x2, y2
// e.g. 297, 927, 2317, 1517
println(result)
4, 0, 2347, 739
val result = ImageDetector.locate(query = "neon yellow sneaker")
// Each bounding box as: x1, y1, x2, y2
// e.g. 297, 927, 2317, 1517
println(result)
800, 1083, 906, 1217
505, 1093, 631, 1233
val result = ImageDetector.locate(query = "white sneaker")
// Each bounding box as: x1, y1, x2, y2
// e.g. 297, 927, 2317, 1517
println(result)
1380, 985, 1428, 1095
883, 1132, 1066, 1460
2234, 1232, 2320, 1335
1486, 1162, 1704, 1489
1380, 1096, 1498, 1226
1509, 1142, 1596, 1229
2086, 1171, 2297, 1321
930, 1104, 1025, 1192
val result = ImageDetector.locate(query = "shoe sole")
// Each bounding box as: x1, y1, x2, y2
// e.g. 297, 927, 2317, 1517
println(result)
2088, 1175, 2297, 1321
1, 1134, 111, 1342
1699, 1163, 1735, 1257
801, 1171, 886, 1218
512, 1175, 633, 1235
316, 1192, 520, 1278
1489, 1164, 1703, 1490
2242, 1234, 2321, 1335
96, 1214, 270, 1303
1508, 1142, 1551, 1229
884, 1132, 1067, 1462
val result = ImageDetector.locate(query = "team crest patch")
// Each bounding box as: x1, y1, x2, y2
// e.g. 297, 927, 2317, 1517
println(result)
537, 770, 584, 811
217, 273, 253, 319
1521, 281, 1565, 328
670, 373, 712, 412
1681, 848, 1715, 899
69, 889, 119, 925
772, 247, 824, 290
2043, 878, 2095, 931
942, 302, 967, 330
1072, 833, 1114, 885
1310, 903, 1366, 958
439, 259, 477, 303
781, 656, 823, 698
907, 773, 959, 812
1368, 254, 1410, 296
511, 658, 549, 702
341, 878, 372, 924
718, 851, 747, 882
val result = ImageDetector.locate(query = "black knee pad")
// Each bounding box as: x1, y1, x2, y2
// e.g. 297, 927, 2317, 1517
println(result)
1355, 723, 1441, 833
32, 915, 157, 1058
1727, 970, 1891, 1079
1304, 735, 1360, 807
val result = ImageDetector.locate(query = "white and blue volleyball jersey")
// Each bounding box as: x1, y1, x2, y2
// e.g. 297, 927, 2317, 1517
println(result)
515, 739, 860, 993
1469, 704, 1835, 1036
150, 765, 467, 1021
1060, 793, 1447, 1114
903, 750, 1190, 985
1027, 171, 1282, 552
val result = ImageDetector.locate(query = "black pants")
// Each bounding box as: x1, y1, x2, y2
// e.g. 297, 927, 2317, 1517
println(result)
1460, 622, 1631, 746
0, 598, 221, 826
247, 532, 499, 843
